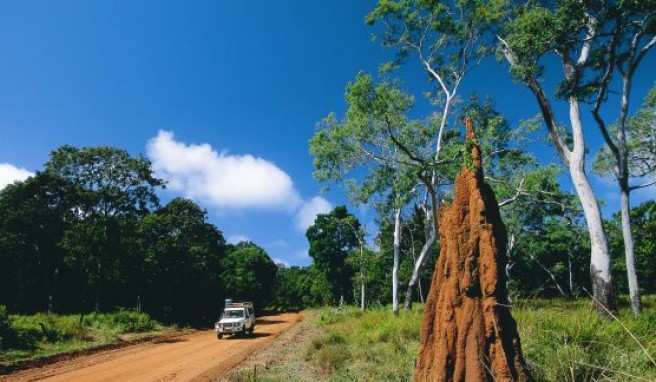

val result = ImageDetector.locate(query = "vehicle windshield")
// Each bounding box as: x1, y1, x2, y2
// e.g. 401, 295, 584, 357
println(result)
223, 309, 244, 319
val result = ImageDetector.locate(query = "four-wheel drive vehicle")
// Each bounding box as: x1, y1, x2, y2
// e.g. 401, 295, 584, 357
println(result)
215, 302, 255, 339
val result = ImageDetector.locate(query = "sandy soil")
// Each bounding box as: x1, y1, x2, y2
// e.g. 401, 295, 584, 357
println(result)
1, 312, 305, 382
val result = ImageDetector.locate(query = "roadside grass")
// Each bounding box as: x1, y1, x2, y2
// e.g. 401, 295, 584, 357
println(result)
225, 314, 324, 382
515, 296, 656, 381
302, 297, 656, 381
0, 308, 165, 365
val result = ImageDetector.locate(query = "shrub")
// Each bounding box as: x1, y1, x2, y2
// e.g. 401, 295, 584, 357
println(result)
0, 305, 12, 348
82, 309, 160, 333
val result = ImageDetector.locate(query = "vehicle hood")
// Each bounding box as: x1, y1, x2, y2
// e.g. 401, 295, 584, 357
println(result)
218, 318, 244, 324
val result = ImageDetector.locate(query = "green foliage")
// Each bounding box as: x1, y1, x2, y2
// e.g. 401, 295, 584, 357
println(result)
366, 0, 499, 78
45, 145, 164, 312
510, 219, 590, 297
608, 201, 656, 294
306, 206, 361, 305
310, 73, 434, 212
139, 198, 226, 324
0, 310, 163, 363
221, 242, 277, 310
0, 305, 13, 348
81, 309, 160, 333
594, 84, 656, 181
0, 172, 76, 313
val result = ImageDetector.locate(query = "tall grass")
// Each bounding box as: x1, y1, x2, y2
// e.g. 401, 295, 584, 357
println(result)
514, 297, 656, 381
0, 307, 163, 364
305, 298, 656, 381
306, 306, 422, 381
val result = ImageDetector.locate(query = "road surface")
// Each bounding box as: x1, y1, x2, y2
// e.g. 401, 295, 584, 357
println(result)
1, 312, 304, 382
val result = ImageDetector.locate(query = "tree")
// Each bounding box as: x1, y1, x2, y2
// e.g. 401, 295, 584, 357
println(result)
139, 198, 226, 323
311, 73, 440, 314
595, 85, 656, 314
306, 206, 360, 306
494, 0, 655, 316
0, 172, 75, 313
46, 145, 164, 311
220, 242, 277, 311
608, 201, 656, 295
273, 265, 307, 310
366, 0, 507, 312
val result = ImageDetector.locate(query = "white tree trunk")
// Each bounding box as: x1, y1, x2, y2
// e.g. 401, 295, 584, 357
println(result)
568, 99, 616, 316
403, 233, 435, 311
618, 72, 642, 316
392, 208, 401, 316
360, 241, 366, 311
620, 187, 642, 315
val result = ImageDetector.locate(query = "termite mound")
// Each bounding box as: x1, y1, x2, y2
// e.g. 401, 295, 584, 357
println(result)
414, 118, 529, 381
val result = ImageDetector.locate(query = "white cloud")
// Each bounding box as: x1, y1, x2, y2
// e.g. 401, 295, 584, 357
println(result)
147, 131, 302, 210
294, 196, 332, 231
227, 234, 250, 244
272, 258, 291, 267
0, 163, 33, 190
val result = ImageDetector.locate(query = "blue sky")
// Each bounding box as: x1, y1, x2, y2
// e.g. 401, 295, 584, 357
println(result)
0, 1, 654, 266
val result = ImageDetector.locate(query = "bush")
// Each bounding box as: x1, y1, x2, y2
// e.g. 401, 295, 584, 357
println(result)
0, 305, 13, 348
82, 309, 160, 333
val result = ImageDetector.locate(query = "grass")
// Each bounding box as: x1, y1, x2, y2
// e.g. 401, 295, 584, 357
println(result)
299, 297, 656, 381
0, 308, 165, 365
226, 315, 324, 382
514, 297, 656, 381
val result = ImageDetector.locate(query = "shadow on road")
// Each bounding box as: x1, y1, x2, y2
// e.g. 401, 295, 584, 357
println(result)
220, 332, 271, 340
256, 319, 286, 326
152, 337, 188, 344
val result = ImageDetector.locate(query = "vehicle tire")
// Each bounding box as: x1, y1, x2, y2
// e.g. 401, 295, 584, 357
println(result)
217, 333, 223, 340
248, 326, 254, 336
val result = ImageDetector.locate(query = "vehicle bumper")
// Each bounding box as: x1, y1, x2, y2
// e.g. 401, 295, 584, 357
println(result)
215, 326, 244, 334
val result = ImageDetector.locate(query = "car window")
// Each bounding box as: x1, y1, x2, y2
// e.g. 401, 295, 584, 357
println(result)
223, 310, 244, 318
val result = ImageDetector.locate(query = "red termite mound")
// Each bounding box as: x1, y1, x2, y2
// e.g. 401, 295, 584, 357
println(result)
414, 118, 529, 381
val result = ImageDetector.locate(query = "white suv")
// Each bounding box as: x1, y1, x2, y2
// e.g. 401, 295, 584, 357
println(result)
215, 302, 255, 339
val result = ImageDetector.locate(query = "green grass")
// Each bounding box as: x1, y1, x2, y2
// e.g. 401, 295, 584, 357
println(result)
515, 297, 656, 381
0, 309, 164, 365
302, 298, 656, 381
305, 306, 422, 381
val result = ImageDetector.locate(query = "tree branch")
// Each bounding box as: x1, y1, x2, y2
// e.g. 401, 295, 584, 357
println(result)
629, 179, 656, 191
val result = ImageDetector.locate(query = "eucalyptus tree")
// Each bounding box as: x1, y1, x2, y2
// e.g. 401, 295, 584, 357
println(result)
494, 0, 655, 316
586, 2, 655, 316
311, 73, 436, 314
595, 85, 656, 315
366, 0, 500, 307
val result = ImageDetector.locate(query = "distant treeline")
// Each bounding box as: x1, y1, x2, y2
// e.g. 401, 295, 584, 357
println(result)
0, 146, 279, 325
1, 145, 654, 325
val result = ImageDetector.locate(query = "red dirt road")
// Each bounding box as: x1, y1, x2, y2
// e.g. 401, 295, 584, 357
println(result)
1, 312, 305, 382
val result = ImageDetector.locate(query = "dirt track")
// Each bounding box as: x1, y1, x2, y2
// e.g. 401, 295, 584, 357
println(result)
1, 312, 305, 382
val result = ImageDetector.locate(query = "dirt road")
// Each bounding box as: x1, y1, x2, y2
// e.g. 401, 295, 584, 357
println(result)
1, 312, 305, 382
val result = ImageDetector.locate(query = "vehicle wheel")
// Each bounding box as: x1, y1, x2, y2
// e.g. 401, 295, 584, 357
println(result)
248, 326, 254, 336
217, 333, 223, 340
